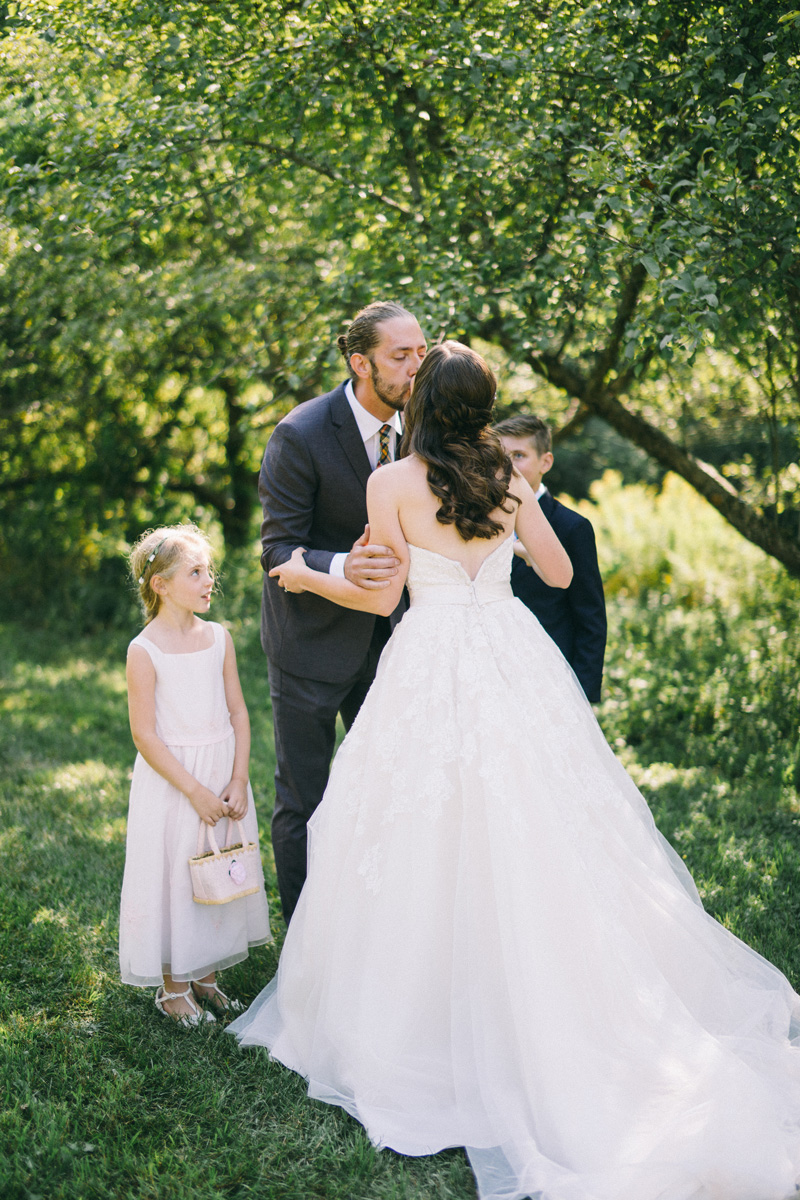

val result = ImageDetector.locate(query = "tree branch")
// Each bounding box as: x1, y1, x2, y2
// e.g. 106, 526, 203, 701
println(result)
529, 360, 800, 576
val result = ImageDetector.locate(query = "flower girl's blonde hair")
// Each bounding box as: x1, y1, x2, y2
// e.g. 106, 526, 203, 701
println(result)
129, 524, 215, 623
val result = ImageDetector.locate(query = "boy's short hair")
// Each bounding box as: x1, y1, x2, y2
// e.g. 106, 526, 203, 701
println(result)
493, 414, 552, 456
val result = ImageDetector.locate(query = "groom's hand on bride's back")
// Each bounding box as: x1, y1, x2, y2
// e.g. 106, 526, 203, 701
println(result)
345, 524, 400, 590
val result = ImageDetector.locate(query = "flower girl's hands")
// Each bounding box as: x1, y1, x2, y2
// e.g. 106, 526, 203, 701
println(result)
189, 784, 227, 827
220, 778, 248, 821
269, 547, 310, 593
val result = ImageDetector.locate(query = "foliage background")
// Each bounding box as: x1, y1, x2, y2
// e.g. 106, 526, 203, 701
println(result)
2, 2, 800, 1195
2, 0, 800, 610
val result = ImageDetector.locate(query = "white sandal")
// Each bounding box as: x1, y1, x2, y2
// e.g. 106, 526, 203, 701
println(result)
155, 985, 216, 1027
191, 980, 244, 1015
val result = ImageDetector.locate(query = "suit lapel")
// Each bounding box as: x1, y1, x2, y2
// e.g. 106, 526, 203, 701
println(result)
330, 385, 372, 491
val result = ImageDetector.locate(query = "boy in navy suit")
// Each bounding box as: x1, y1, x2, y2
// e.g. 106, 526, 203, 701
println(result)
495, 415, 607, 703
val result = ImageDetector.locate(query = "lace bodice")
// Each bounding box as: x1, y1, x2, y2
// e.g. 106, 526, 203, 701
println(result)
406, 535, 515, 608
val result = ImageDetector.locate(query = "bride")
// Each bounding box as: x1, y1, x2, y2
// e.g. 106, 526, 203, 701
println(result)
230, 341, 800, 1200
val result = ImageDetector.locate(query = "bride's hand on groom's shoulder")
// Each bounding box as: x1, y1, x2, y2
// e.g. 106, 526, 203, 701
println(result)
345, 524, 399, 591
269, 547, 310, 593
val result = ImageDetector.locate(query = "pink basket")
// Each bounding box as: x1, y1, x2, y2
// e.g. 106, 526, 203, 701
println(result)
188, 818, 261, 906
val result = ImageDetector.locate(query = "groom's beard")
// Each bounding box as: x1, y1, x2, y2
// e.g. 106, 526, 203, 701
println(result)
370, 362, 410, 412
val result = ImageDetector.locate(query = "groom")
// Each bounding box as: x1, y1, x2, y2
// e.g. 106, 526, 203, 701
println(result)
259, 301, 427, 921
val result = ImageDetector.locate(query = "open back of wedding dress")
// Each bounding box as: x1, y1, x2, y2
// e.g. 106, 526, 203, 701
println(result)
230, 536, 800, 1200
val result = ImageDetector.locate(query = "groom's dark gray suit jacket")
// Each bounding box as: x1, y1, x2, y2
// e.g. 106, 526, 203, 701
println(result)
259, 382, 406, 683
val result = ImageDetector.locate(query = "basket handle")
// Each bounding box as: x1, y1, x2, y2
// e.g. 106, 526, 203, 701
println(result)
195, 817, 248, 857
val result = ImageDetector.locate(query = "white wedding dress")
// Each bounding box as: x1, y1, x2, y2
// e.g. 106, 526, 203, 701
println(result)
230, 537, 800, 1200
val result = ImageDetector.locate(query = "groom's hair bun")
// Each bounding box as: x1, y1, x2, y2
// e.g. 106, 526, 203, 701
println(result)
338, 302, 414, 379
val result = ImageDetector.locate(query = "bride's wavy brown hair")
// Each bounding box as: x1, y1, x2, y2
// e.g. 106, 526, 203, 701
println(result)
401, 341, 518, 540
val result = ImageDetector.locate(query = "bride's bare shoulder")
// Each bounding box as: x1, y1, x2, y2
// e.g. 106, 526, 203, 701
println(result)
396, 453, 429, 482
369, 454, 426, 492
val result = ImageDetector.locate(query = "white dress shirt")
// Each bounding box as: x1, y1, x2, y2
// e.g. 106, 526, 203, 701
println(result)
329, 381, 404, 577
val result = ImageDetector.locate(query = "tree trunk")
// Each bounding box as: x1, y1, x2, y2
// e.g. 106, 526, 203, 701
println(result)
529, 354, 800, 577
483, 257, 800, 577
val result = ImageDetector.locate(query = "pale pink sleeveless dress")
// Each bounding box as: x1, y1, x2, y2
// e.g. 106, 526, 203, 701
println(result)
119, 621, 271, 985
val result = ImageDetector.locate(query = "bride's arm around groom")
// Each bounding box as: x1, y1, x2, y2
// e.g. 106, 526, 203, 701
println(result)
270, 451, 572, 607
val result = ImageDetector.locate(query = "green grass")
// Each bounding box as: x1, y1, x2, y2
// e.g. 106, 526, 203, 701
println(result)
0, 617, 476, 1200
2, 479, 800, 1198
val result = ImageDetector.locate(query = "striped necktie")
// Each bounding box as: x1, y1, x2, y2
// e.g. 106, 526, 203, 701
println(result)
378, 424, 392, 467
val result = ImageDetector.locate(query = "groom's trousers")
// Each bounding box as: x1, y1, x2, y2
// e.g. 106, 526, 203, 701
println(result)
268, 616, 391, 923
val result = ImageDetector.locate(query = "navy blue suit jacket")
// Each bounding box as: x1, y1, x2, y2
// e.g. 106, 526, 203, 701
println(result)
511, 490, 607, 702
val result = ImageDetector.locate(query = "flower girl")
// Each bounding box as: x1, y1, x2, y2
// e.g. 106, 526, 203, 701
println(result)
120, 524, 271, 1025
